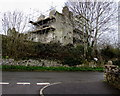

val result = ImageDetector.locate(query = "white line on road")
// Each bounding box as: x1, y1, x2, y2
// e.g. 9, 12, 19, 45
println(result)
40, 82, 61, 96
1, 82, 51, 86
17, 82, 30, 85
37, 83, 50, 85
0, 82, 9, 85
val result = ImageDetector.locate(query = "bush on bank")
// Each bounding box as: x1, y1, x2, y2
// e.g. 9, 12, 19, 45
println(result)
101, 45, 120, 60
2, 35, 85, 66
2, 35, 120, 67
100, 45, 120, 67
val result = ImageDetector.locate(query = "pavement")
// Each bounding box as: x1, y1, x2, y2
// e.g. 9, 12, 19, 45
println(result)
1, 71, 120, 95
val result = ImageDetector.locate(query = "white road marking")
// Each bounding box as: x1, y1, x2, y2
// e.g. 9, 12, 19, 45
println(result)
0, 82, 9, 85
37, 83, 50, 85
40, 82, 61, 96
1, 82, 51, 86
17, 82, 30, 85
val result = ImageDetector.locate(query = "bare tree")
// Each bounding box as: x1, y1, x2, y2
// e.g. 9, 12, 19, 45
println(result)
1, 10, 28, 35
66, 0, 117, 47
66, 0, 117, 58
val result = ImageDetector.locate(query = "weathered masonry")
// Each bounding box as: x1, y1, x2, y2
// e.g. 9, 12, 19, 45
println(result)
104, 61, 120, 90
29, 6, 74, 45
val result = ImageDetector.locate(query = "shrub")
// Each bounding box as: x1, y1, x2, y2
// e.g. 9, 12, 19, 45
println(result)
62, 56, 83, 66
101, 45, 120, 60
2, 35, 86, 66
113, 60, 120, 67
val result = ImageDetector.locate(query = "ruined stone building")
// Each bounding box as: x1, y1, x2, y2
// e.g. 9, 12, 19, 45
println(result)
28, 6, 88, 45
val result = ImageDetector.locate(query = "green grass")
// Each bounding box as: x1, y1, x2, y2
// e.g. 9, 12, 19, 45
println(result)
0, 65, 104, 72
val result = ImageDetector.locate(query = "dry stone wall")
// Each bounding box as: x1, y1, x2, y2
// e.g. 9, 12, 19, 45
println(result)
104, 61, 120, 90
2, 59, 63, 67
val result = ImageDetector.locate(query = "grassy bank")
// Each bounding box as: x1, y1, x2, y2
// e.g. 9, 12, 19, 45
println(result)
0, 65, 104, 72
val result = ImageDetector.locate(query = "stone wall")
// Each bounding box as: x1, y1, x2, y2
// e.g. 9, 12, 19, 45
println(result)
2, 59, 63, 67
1, 59, 104, 68
104, 61, 120, 90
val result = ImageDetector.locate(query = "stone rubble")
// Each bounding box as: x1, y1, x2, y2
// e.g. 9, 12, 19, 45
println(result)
104, 61, 120, 90
2, 59, 63, 67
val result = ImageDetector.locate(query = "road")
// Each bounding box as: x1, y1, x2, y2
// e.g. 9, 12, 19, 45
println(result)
1, 71, 120, 95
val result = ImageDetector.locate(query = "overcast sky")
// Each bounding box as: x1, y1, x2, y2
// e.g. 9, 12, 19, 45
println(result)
0, 0, 67, 14
0, 0, 119, 13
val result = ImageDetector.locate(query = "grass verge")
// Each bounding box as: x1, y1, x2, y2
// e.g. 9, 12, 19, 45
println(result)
0, 65, 104, 72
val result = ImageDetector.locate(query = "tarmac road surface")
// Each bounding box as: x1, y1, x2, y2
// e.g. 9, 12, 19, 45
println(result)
1, 71, 120, 95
